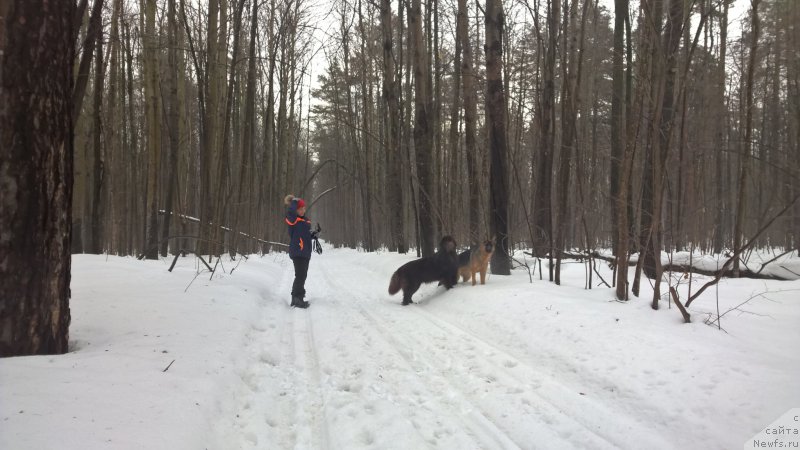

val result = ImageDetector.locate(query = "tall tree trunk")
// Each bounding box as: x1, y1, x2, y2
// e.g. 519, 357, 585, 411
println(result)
122, 20, 139, 255
712, 0, 729, 255
554, 0, 588, 285
432, 0, 443, 234
535, 0, 559, 279
613, 0, 630, 300
403, 0, 422, 255
448, 2, 462, 240
263, 0, 277, 243
90, 29, 105, 254
107, 0, 122, 255
485, 0, 511, 275
238, 0, 259, 251
72, 0, 105, 254
458, 0, 481, 241
358, 0, 375, 252
410, 0, 436, 257
381, 0, 406, 253
733, 0, 761, 276
161, 0, 181, 257
640, 0, 685, 308
143, 0, 161, 260
212, 0, 230, 253
201, 0, 221, 256
1, 0, 74, 356
218, 0, 247, 255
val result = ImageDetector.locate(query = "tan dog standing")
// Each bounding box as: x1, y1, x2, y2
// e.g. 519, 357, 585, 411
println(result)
457, 239, 494, 285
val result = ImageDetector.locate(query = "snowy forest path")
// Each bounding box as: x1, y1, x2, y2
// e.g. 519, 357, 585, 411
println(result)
220, 257, 333, 450
226, 251, 696, 448
305, 254, 672, 449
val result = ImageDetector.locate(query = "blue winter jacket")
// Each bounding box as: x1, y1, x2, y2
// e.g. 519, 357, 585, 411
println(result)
286, 199, 312, 259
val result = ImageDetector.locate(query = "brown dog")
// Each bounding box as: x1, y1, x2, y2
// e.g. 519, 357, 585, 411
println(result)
457, 239, 494, 285
388, 236, 459, 305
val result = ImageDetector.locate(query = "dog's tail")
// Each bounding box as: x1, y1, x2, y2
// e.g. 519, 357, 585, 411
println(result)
388, 271, 402, 295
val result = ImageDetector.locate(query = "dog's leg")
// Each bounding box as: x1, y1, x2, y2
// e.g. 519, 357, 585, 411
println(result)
402, 280, 421, 305
471, 270, 477, 286
480, 268, 486, 285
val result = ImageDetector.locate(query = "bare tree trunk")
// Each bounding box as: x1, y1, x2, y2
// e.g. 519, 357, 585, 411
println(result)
733, 0, 761, 277
72, 0, 105, 254
448, 2, 462, 240
122, 20, 139, 255
358, 0, 375, 252
432, 0, 443, 235
712, 0, 729, 254
535, 0, 559, 279
238, 0, 259, 251
458, 0, 481, 242
263, 0, 277, 243
613, 0, 630, 300
143, 0, 162, 259
107, 0, 122, 255
1, 0, 74, 356
277, 10, 290, 199
201, 0, 221, 256
161, 0, 182, 257
90, 29, 105, 254
381, 0, 406, 253
218, 0, 247, 255
640, 0, 685, 308
456, 0, 478, 242
403, 0, 422, 255
485, 0, 511, 275
555, 0, 589, 285
410, 0, 436, 257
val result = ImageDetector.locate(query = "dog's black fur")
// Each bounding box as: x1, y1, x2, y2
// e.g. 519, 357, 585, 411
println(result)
388, 236, 459, 305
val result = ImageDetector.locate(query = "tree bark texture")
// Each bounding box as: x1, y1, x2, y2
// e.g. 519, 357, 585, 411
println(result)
733, 0, 761, 277
143, 0, 161, 259
381, 0, 406, 253
534, 0, 559, 279
458, 0, 482, 242
410, 0, 436, 257
485, 0, 511, 275
1, 0, 74, 356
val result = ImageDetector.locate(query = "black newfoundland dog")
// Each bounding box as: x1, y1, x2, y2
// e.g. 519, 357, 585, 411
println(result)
388, 236, 459, 305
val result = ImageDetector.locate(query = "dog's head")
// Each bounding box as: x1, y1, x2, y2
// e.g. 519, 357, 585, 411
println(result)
439, 235, 457, 255
481, 239, 494, 256
474, 238, 495, 258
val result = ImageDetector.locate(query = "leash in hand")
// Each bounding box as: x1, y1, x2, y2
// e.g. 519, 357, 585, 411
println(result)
311, 223, 323, 254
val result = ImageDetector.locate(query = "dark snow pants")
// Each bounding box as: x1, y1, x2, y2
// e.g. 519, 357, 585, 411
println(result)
291, 257, 310, 298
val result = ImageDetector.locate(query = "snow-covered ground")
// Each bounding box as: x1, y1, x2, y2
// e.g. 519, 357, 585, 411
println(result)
1, 247, 798, 449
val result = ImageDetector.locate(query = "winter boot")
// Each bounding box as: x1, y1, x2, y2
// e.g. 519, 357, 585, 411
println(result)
291, 296, 310, 308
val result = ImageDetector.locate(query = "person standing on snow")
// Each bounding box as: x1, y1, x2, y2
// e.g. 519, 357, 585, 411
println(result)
284, 194, 320, 308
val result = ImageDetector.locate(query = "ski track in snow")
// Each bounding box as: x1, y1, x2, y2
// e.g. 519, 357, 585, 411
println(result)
293, 301, 333, 450
316, 256, 656, 450
317, 266, 521, 449
221, 259, 328, 449
225, 252, 735, 449
320, 254, 661, 450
